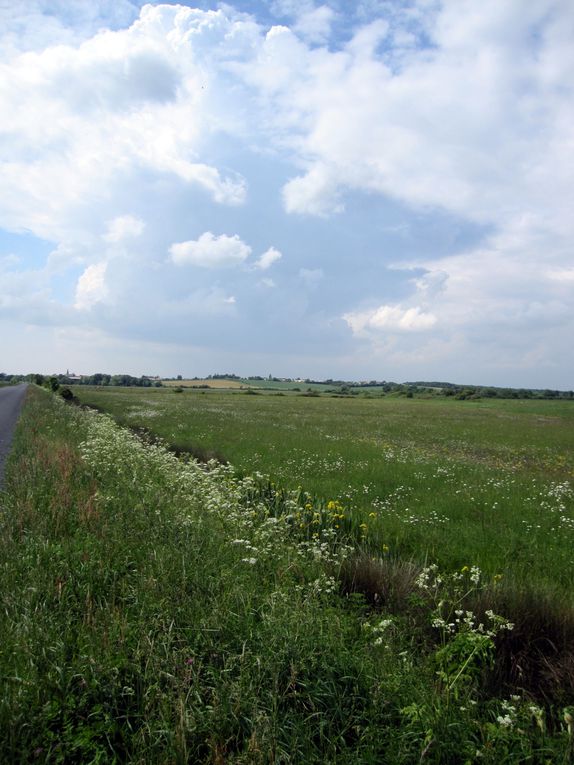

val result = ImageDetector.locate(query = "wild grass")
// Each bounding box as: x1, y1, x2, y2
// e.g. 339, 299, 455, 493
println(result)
1, 387, 573, 762
73, 386, 574, 596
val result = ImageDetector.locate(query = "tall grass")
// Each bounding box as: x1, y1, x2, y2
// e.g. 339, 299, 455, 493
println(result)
0, 387, 573, 763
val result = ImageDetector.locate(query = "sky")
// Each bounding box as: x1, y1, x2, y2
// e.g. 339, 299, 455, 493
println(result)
0, 0, 573, 387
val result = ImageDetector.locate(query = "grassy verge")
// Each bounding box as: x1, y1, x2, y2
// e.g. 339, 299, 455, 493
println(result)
1, 387, 573, 763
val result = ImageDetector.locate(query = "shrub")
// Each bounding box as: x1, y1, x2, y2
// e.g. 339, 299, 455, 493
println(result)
59, 386, 78, 404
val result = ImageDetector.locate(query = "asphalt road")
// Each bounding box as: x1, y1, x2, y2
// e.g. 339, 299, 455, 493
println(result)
0, 383, 28, 485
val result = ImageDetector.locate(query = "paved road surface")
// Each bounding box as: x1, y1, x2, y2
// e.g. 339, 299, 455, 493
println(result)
0, 383, 28, 485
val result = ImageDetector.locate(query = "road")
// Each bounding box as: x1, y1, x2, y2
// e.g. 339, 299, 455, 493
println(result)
0, 383, 28, 485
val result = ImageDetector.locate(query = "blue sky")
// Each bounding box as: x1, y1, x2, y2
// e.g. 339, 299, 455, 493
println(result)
1, 0, 573, 386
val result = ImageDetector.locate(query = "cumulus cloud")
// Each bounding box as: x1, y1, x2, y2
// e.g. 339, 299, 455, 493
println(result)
259, 0, 574, 242
283, 166, 343, 216
4, 2, 571, 250
294, 5, 336, 44
254, 246, 282, 270
0, 1, 139, 60
104, 215, 145, 243
0, 1, 572, 385
74, 262, 107, 310
169, 232, 252, 269
0, 4, 249, 242
344, 304, 437, 334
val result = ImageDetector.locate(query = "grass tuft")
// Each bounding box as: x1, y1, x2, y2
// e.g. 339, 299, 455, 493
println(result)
339, 553, 421, 611
476, 585, 574, 702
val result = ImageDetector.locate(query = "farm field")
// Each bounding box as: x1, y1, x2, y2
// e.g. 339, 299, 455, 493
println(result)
74, 386, 574, 595
161, 378, 333, 391
162, 378, 245, 389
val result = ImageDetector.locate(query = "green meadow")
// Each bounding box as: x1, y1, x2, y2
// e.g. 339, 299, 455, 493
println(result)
1, 385, 574, 763
74, 385, 574, 594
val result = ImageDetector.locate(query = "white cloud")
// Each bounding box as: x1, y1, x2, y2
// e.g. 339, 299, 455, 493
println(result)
270, 0, 315, 19
411, 270, 449, 298
344, 304, 437, 334
74, 261, 107, 310
169, 232, 252, 269
254, 0, 574, 243
254, 246, 282, 270
0, 2, 573, 386
0, 1, 139, 60
294, 5, 336, 44
299, 267, 324, 286
547, 268, 574, 284
5, 2, 571, 256
283, 165, 343, 216
103, 214, 145, 243
0, 4, 250, 242
259, 277, 276, 288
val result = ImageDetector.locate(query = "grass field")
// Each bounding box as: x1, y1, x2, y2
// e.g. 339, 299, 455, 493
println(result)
2, 386, 574, 762
162, 378, 245, 389
161, 378, 333, 391
74, 385, 574, 595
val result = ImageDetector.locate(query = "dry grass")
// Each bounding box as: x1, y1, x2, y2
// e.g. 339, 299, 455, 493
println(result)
475, 585, 574, 702
339, 553, 421, 611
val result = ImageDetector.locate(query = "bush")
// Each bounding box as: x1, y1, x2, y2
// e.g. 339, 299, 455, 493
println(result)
59, 386, 78, 404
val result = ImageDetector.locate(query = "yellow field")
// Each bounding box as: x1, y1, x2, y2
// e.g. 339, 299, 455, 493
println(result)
161, 378, 244, 389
